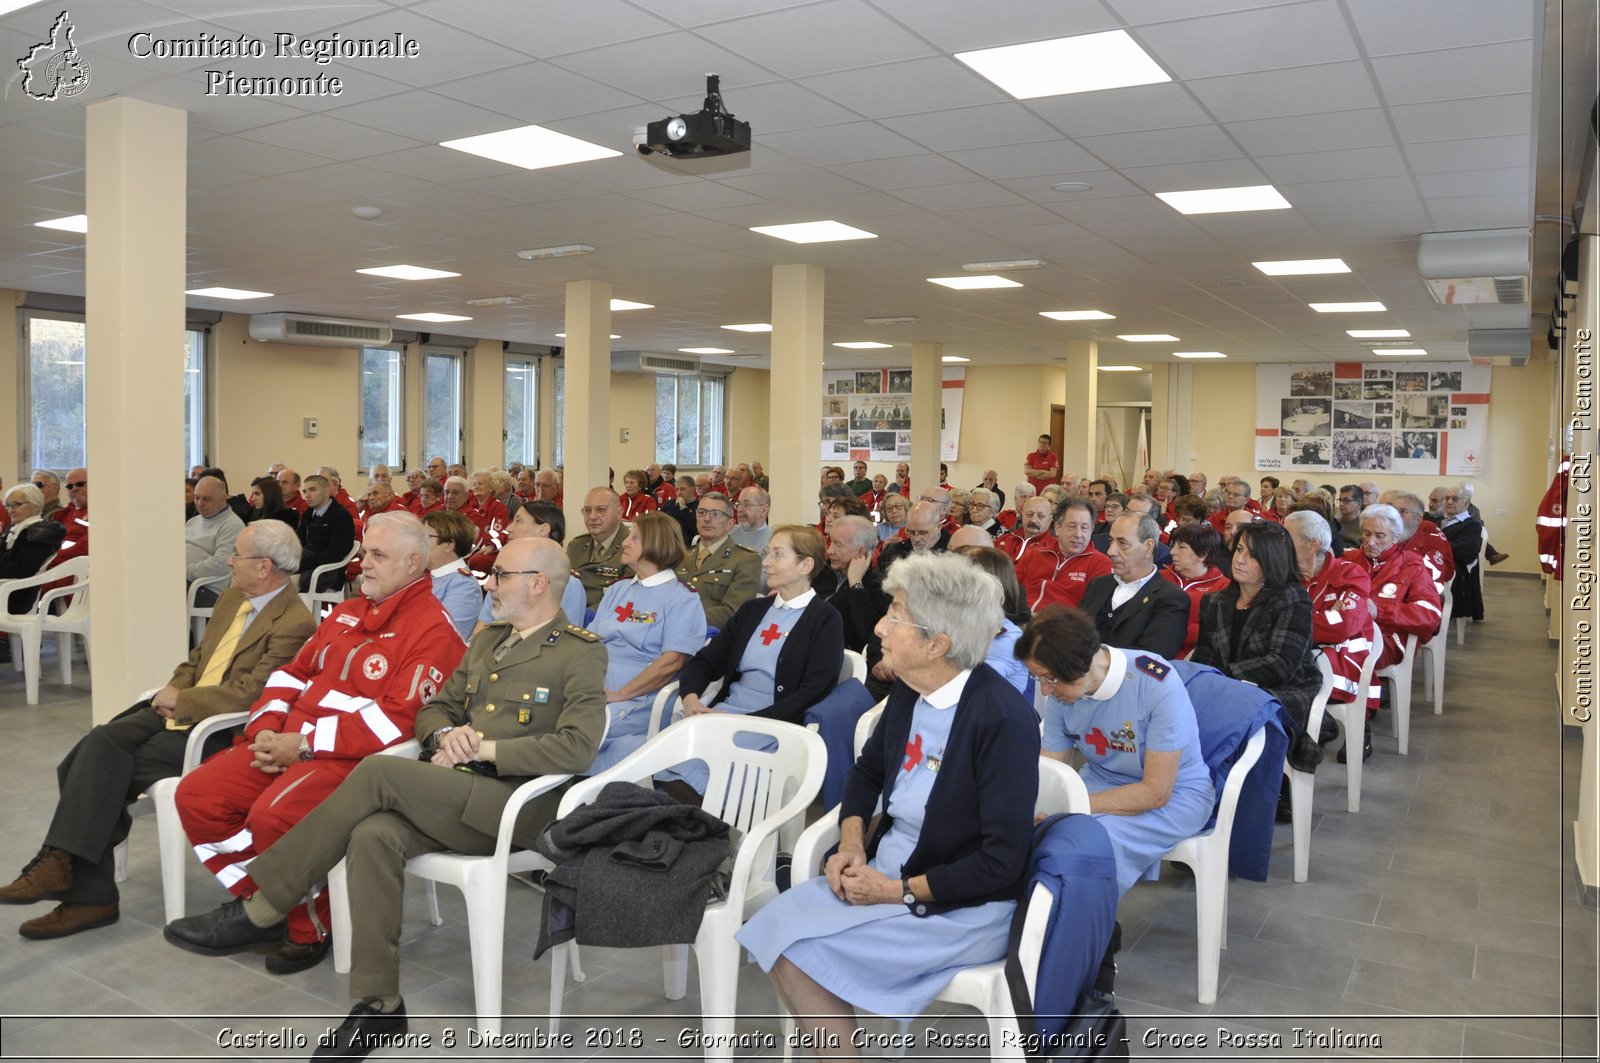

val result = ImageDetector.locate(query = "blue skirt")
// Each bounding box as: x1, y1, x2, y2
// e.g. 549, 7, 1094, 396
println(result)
736, 876, 1013, 1020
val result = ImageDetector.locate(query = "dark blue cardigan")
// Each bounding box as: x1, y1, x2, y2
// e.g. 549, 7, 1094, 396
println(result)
842, 664, 1040, 915
676, 594, 844, 726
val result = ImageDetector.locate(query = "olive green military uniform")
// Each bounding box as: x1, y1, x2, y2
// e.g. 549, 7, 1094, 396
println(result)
238, 612, 607, 999
567, 526, 630, 609
683, 536, 761, 628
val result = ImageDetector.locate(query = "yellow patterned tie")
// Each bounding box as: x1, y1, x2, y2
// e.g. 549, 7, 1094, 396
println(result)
171, 600, 253, 730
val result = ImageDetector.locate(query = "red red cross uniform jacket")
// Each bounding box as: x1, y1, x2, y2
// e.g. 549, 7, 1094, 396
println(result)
333, 487, 360, 520
619, 492, 658, 521
1303, 552, 1375, 705
463, 498, 510, 575
49, 503, 90, 566
1159, 565, 1229, 659
995, 529, 1062, 611
1537, 456, 1569, 576
175, 575, 466, 944
1342, 545, 1442, 673
1035, 547, 1114, 612
1400, 519, 1455, 591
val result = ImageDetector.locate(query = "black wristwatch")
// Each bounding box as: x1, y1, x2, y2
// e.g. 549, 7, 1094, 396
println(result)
901, 877, 916, 906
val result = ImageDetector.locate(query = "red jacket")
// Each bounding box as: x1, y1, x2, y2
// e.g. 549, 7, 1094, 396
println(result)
285, 494, 308, 516
1303, 553, 1374, 704
619, 492, 657, 521
1160, 565, 1228, 659
1537, 456, 1569, 576
49, 504, 90, 566
244, 576, 465, 756
996, 529, 1061, 610
333, 487, 359, 520
1400, 519, 1455, 591
653, 481, 678, 506
1342, 545, 1442, 668
1035, 547, 1114, 612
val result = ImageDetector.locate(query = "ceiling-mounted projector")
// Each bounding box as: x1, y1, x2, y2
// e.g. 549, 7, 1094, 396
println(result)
635, 74, 751, 159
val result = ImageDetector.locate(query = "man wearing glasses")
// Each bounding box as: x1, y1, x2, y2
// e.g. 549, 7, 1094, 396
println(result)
683, 491, 761, 628
568, 487, 630, 609
0, 522, 315, 940
168, 512, 466, 977
874, 500, 949, 580
30, 469, 64, 519
165, 537, 605, 1055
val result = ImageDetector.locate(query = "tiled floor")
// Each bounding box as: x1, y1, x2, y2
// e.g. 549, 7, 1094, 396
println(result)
0, 574, 1594, 1061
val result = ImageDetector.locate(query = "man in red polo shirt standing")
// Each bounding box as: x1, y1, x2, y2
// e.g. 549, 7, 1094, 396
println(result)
1025, 434, 1060, 493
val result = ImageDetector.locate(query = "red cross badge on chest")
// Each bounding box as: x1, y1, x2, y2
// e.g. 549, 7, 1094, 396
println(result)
614, 601, 635, 623
759, 623, 783, 646
903, 733, 924, 772
1083, 727, 1110, 756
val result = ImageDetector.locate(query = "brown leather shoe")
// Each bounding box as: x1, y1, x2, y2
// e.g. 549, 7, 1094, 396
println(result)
19, 901, 118, 939
0, 847, 72, 905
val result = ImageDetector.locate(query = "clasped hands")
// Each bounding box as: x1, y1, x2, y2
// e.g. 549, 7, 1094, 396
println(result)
824, 848, 900, 906
431, 726, 496, 768
246, 730, 302, 774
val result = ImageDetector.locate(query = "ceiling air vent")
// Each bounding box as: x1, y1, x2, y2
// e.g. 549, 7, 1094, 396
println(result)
249, 313, 393, 347
1417, 228, 1530, 305
611, 351, 701, 375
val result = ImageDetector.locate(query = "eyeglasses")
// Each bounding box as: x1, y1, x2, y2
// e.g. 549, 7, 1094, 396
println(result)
3, 500, 30, 510
32, 481, 49, 489
488, 568, 542, 581
229, 553, 269, 561
699, 509, 731, 520
1027, 671, 1064, 691
881, 616, 929, 633
65, 481, 86, 489
905, 525, 940, 538
760, 548, 796, 561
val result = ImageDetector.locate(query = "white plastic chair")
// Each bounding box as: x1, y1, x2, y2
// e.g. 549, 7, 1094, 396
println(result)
153, 733, 419, 924
1161, 725, 1267, 1005
780, 757, 1090, 1062
186, 573, 231, 645
1325, 619, 1384, 814
0, 556, 90, 705
546, 715, 825, 1060
1419, 588, 1453, 714
1374, 632, 1419, 756
1282, 656, 1337, 883
300, 542, 360, 617
840, 648, 866, 685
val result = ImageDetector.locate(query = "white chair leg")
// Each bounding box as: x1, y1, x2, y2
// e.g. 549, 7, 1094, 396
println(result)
464, 873, 508, 1037
56, 631, 73, 685
21, 625, 42, 704
150, 777, 188, 924
113, 840, 129, 884
1455, 616, 1466, 645
694, 936, 742, 1063
1343, 710, 1364, 814
568, 941, 586, 983
1391, 673, 1411, 756
663, 943, 689, 1000
426, 881, 442, 926
7, 632, 20, 673
1289, 768, 1313, 883
1431, 648, 1445, 714
549, 942, 570, 1037
1192, 856, 1226, 1005
329, 860, 352, 974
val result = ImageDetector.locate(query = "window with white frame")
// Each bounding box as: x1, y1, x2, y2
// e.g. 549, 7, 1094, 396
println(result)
423, 348, 463, 465
655, 372, 725, 466
504, 355, 538, 468
184, 328, 208, 470
553, 362, 564, 469
359, 346, 405, 471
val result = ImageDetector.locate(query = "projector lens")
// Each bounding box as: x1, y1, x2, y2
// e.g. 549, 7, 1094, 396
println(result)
666, 117, 687, 141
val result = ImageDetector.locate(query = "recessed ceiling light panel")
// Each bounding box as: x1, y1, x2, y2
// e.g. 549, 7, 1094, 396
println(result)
1156, 184, 1291, 215
610, 299, 654, 311
1374, 348, 1427, 356
1252, 258, 1350, 275
1173, 351, 1227, 359
941, 355, 970, 363
1309, 301, 1386, 313
1117, 334, 1178, 342
554, 332, 621, 339
680, 347, 733, 355
396, 312, 472, 322
35, 214, 88, 233
721, 323, 772, 332
358, 265, 461, 281
1097, 365, 1144, 372
955, 30, 1171, 100
1347, 329, 1410, 338
929, 275, 1023, 290
186, 286, 272, 300
749, 220, 877, 243
441, 124, 621, 170
833, 341, 894, 349
1040, 309, 1114, 321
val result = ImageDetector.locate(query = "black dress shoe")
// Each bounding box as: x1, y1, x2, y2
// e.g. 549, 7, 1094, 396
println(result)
163, 898, 284, 956
265, 935, 329, 975
314, 997, 408, 1060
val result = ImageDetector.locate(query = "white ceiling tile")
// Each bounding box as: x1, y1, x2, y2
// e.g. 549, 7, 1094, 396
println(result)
552, 32, 776, 101
1077, 125, 1245, 169
360, 144, 525, 182
1270, 174, 1420, 207
429, 62, 646, 123
450, 170, 595, 205
1131, 1, 1360, 81
411, 0, 676, 56
237, 114, 425, 159
1425, 193, 1531, 227
1224, 109, 1395, 155
1390, 94, 1533, 143
715, 166, 867, 201
1188, 62, 1382, 122
695, 0, 936, 78
624, 0, 819, 29
1344, 0, 1536, 56
995, 170, 1149, 202
1371, 41, 1535, 106
761, 121, 926, 165
187, 135, 341, 176
627, 181, 769, 212
942, 141, 1105, 181
1402, 134, 1531, 175
866, 0, 1119, 52
1416, 167, 1530, 200
1117, 158, 1270, 195
1104, 0, 1302, 22
799, 57, 1004, 119
880, 103, 1062, 153
1257, 145, 1409, 184
283, 162, 432, 196
305, 8, 529, 89
686, 80, 862, 133
827, 154, 984, 189
326, 90, 524, 144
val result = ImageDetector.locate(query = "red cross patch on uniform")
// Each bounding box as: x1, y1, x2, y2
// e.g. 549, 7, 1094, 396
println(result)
362, 654, 389, 680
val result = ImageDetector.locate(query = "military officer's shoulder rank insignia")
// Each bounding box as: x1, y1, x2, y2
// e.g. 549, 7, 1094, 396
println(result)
564, 624, 600, 642
1134, 655, 1170, 681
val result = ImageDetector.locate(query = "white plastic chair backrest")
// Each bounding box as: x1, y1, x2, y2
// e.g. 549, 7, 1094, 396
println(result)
1215, 727, 1267, 828
1434, 587, 1453, 637
1, 554, 87, 607
41, 568, 91, 622
1303, 654, 1336, 740
1017, 881, 1055, 1001
1356, 618, 1382, 695
852, 701, 886, 758
840, 649, 867, 685
695, 716, 815, 837
1038, 757, 1091, 816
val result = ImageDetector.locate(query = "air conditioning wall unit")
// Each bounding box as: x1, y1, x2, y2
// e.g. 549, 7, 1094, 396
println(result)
249, 313, 393, 348
1417, 228, 1530, 305
611, 351, 702, 375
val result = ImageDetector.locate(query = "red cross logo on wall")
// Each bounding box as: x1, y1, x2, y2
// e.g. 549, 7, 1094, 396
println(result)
759, 623, 783, 646
614, 602, 635, 623
1083, 727, 1110, 756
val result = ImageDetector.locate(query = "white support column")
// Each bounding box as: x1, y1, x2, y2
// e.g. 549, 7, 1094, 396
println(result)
1061, 339, 1099, 480
85, 97, 188, 723
910, 343, 941, 494
769, 264, 824, 525
562, 281, 613, 531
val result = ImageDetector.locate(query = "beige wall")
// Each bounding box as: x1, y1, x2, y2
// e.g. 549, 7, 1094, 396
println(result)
608, 369, 658, 482
726, 367, 770, 470
0, 291, 18, 484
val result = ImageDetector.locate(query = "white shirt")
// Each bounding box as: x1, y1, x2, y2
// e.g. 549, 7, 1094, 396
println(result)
923, 667, 973, 710
772, 587, 816, 610
639, 569, 678, 588
1109, 568, 1158, 611
3, 514, 40, 550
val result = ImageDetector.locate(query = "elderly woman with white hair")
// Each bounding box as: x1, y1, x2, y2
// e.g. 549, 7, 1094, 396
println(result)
0, 483, 66, 614
1286, 510, 1376, 759
737, 553, 1039, 1049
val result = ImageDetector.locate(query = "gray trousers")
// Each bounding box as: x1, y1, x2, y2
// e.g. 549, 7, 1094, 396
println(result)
46, 705, 192, 905
245, 756, 564, 999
